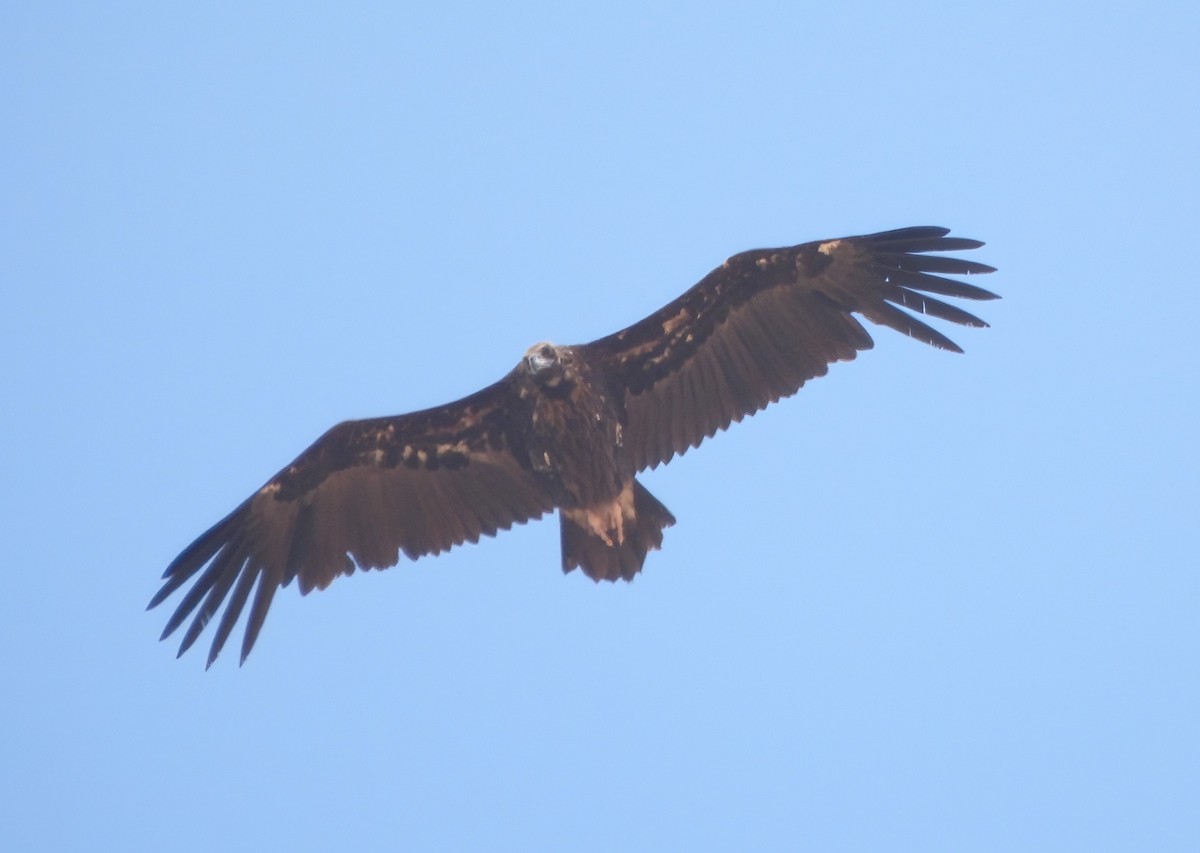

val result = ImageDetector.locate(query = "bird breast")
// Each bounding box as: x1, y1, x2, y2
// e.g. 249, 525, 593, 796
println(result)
526, 378, 628, 507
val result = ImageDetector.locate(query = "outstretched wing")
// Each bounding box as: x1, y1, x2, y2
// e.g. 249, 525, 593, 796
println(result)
580, 226, 998, 472
149, 373, 554, 667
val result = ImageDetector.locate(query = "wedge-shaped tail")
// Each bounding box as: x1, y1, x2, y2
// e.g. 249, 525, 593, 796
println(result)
561, 480, 677, 582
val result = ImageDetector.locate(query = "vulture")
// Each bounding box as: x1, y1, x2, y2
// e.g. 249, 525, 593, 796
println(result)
150, 226, 997, 666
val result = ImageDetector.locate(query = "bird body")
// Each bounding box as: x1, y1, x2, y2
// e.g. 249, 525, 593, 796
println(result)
150, 226, 997, 666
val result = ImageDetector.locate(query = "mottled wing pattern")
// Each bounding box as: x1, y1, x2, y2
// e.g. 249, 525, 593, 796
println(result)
148, 375, 555, 667
580, 227, 998, 472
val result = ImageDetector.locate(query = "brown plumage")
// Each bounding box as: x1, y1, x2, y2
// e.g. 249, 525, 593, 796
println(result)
150, 226, 997, 666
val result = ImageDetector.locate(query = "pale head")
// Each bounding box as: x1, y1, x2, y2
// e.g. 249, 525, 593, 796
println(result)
523, 341, 570, 388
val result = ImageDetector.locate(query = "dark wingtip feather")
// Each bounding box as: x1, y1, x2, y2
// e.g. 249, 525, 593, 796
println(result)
150, 500, 253, 618
927, 237, 985, 251
866, 300, 967, 353
854, 226, 999, 353
865, 227, 997, 277
868, 230, 986, 255
204, 569, 258, 668
883, 268, 1000, 302
176, 607, 212, 657
239, 575, 279, 665
158, 582, 206, 641
926, 335, 965, 354
866, 225, 951, 242
952, 280, 1001, 300
887, 286, 990, 328
157, 502, 248, 581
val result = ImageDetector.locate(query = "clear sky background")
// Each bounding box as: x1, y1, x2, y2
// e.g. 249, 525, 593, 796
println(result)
3, 3, 1198, 851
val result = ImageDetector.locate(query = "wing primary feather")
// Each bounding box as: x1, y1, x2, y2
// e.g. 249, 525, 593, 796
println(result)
206, 565, 260, 668
156, 507, 243, 582
148, 506, 247, 609
862, 227, 989, 254
158, 537, 245, 641
877, 235, 985, 253
884, 286, 989, 327
879, 268, 1000, 301
175, 545, 247, 657
862, 301, 964, 353
240, 568, 280, 666
875, 251, 996, 277
862, 225, 951, 244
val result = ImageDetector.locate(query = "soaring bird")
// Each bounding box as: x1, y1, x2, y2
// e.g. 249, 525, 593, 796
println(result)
150, 226, 997, 666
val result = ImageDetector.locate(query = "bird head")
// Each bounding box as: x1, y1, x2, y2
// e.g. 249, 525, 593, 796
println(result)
523, 341, 569, 389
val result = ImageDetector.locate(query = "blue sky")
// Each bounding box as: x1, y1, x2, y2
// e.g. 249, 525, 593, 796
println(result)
3, 3, 1198, 850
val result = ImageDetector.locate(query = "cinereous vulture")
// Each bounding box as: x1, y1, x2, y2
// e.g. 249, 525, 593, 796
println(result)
150, 226, 997, 666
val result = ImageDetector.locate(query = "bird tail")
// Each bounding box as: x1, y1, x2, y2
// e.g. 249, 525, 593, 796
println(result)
560, 479, 676, 582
